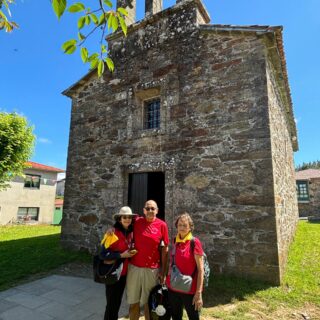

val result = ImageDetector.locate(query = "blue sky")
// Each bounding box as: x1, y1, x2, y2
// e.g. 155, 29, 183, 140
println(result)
1, 0, 319, 171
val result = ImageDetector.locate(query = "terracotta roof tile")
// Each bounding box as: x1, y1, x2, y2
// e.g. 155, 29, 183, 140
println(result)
55, 199, 64, 205
295, 169, 320, 180
26, 161, 65, 173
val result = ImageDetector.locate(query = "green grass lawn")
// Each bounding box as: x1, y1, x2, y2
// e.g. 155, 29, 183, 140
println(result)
0, 225, 90, 291
202, 220, 320, 319
1, 221, 319, 319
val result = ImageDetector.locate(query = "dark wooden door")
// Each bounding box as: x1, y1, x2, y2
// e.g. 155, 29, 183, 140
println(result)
128, 172, 165, 220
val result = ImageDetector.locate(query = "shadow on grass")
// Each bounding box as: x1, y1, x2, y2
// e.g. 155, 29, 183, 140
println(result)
0, 234, 91, 291
308, 219, 320, 224
203, 274, 271, 307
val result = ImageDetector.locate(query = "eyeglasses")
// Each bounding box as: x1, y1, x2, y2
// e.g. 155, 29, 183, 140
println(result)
121, 216, 133, 219
144, 207, 157, 211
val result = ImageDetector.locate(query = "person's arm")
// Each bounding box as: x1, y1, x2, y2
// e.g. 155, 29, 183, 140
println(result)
192, 254, 204, 310
159, 245, 168, 284
99, 246, 121, 261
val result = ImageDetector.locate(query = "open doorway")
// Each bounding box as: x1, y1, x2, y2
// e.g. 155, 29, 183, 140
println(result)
128, 172, 165, 220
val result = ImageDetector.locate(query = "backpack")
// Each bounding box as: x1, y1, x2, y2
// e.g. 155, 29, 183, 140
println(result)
190, 237, 211, 288
148, 284, 171, 320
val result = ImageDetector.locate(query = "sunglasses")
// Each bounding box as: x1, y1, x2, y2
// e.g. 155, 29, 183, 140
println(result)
144, 207, 157, 211
121, 215, 133, 219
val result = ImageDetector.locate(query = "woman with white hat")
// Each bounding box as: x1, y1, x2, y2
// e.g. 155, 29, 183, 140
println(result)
100, 206, 137, 320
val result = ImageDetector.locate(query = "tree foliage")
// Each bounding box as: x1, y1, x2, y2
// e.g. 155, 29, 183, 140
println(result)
296, 160, 320, 171
0, 0, 19, 32
1, 0, 128, 77
0, 112, 35, 190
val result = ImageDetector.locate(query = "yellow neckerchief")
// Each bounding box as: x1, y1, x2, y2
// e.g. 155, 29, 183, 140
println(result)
100, 233, 119, 249
175, 232, 193, 243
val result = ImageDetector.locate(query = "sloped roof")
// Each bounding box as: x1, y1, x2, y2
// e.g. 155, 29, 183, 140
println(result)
295, 169, 320, 180
26, 161, 65, 173
55, 199, 64, 206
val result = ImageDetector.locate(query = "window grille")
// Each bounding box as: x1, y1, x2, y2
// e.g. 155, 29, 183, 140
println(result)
296, 181, 309, 202
144, 99, 160, 129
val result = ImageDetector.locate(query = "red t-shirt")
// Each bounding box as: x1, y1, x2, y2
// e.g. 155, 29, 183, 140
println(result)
130, 216, 169, 269
166, 237, 204, 294
109, 228, 133, 275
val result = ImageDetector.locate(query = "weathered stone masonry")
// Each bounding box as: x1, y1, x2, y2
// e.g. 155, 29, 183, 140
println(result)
62, 0, 299, 284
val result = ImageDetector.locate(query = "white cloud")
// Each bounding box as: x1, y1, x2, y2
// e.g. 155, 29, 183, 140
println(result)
38, 137, 52, 144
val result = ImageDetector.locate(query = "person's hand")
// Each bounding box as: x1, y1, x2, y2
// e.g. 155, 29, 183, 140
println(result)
192, 292, 203, 311
105, 228, 115, 236
158, 272, 165, 285
120, 250, 135, 259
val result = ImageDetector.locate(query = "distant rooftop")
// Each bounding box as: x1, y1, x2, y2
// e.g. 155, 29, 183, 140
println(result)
26, 161, 65, 173
295, 169, 320, 180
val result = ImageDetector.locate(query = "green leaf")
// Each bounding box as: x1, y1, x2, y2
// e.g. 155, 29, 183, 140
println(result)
90, 58, 99, 70
80, 47, 88, 62
97, 60, 105, 77
118, 15, 127, 36
52, 0, 66, 20
78, 16, 86, 29
90, 13, 98, 25
85, 15, 91, 25
61, 39, 77, 54
78, 32, 85, 41
107, 14, 113, 30
101, 45, 107, 53
105, 57, 114, 72
103, 0, 113, 8
88, 53, 99, 62
117, 7, 128, 16
111, 15, 118, 31
99, 13, 106, 25
68, 3, 85, 13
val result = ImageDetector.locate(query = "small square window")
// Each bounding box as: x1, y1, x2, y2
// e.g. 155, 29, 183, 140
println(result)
296, 181, 309, 202
24, 174, 41, 189
144, 99, 160, 129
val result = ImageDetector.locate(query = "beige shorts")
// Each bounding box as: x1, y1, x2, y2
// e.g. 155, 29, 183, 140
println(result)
126, 264, 159, 306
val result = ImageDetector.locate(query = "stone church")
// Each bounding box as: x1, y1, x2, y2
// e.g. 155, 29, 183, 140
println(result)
62, 0, 299, 284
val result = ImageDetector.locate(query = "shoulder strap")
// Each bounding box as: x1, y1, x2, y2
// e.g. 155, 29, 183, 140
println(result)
190, 237, 195, 253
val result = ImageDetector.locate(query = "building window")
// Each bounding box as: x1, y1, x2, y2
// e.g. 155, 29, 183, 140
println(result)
17, 207, 39, 221
24, 174, 41, 189
144, 99, 160, 129
296, 181, 309, 202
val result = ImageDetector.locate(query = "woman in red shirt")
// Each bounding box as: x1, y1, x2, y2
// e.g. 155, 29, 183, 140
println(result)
100, 207, 137, 320
166, 213, 204, 320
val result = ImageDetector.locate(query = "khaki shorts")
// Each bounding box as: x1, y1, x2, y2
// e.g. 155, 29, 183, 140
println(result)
126, 264, 159, 306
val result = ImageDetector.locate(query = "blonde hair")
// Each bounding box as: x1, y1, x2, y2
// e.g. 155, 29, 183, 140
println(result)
175, 212, 194, 231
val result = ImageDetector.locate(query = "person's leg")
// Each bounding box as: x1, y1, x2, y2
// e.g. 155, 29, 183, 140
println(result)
127, 265, 142, 320
144, 303, 150, 320
140, 268, 158, 320
104, 276, 127, 320
181, 293, 200, 320
129, 303, 140, 320
168, 290, 184, 320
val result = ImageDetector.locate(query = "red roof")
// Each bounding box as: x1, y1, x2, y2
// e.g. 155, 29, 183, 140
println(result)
26, 161, 65, 173
55, 199, 64, 206
295, 169, 320, 180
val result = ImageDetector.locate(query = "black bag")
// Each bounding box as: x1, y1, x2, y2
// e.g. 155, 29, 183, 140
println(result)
148, 284, 171, 320
93, 254, 123, 285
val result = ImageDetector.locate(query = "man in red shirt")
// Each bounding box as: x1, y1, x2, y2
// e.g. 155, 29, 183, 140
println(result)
127, 200, 169, 320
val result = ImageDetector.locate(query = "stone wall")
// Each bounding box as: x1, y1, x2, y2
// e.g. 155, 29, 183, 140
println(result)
266, 61, 299, 281
298, 178, 320, 218
62, 0, 297, 284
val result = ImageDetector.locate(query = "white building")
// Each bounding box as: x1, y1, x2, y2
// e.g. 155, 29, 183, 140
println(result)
0, 161, 64, 225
